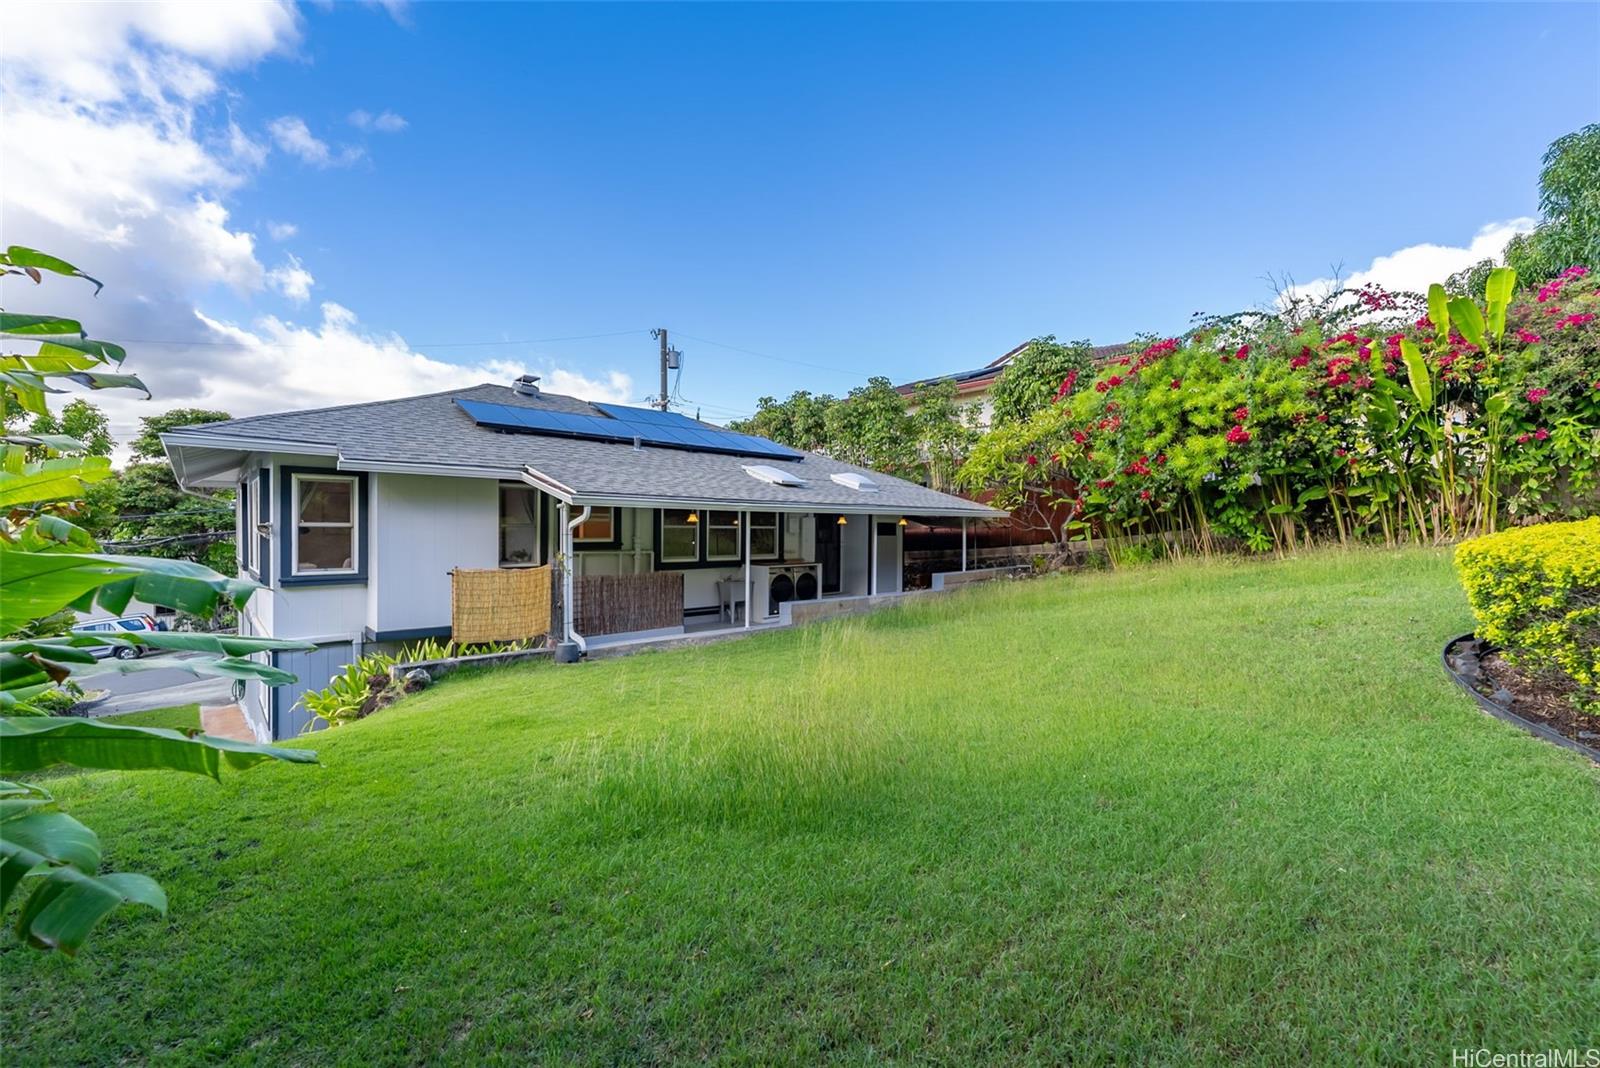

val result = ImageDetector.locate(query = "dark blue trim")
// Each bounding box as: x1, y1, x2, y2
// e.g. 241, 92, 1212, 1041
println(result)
364, 625, 451, 643
268, 649, 280, 739
256, 468, 272, 585
278, 466, 369, 587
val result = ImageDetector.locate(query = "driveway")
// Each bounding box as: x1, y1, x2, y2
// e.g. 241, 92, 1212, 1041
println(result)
78, 652, 238, 717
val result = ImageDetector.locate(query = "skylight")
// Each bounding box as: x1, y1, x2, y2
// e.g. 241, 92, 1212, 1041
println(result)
743, 464, 806, 487
830, 472, 878, 492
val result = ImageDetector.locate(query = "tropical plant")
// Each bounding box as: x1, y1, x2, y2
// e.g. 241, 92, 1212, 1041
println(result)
2, 245, 315, 954
987, 336, 1100, 426
958, 267, 1599, 561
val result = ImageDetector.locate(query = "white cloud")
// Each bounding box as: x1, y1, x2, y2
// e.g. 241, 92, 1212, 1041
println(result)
349, 108, 407, 132
180, 303, 634, 417
267, 115, 362, 167
1, 1, 634, 464
266, 254, 315, 302
1283, 219, 1538, 306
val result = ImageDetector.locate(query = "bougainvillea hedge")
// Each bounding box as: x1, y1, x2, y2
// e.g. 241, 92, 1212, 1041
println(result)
960, 267, 1600, 555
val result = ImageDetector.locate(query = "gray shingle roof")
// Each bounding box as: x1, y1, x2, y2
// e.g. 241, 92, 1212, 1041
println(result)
163, 383, 1002, 517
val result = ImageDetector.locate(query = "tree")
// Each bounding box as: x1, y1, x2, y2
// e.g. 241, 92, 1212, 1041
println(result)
26, 398, 113, 458
729, 390, 837, 452
987, 336, 1098, 425
1505, 124, 1600, 285
113, 408, 235, 572
909, 379, 979, 490
823, 376, 919, 474
1, 244, 314, 956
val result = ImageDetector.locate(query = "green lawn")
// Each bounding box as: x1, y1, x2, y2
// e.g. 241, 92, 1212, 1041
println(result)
4, 549, 1597, 1063
99, 704, 200, 730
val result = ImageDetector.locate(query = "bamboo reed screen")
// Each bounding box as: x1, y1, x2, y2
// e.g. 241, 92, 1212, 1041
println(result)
451, 566, 553, 644
575, 572, 684, 636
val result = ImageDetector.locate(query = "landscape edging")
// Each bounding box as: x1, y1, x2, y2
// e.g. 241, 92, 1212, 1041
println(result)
1441, 633, 1600, 763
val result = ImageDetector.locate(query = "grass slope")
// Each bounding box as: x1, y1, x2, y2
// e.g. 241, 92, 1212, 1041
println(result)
4, 550, 1597, 1064
100, 704, 201, 730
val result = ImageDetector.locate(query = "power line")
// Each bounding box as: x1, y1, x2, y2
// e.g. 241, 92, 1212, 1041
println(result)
671, 331, 874, 381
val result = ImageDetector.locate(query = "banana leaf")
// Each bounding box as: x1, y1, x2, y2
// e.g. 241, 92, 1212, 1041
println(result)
0, 717, 317, 777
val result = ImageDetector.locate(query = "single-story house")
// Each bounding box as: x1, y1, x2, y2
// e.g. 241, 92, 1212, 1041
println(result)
162, 376, 1004, 740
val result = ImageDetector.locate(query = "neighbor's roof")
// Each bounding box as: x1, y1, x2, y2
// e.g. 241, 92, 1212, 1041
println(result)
161, 383, 1003, 518
896, 340, 1133, 396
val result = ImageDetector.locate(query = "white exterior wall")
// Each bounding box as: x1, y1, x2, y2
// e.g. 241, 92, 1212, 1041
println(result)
369, 473, 498, 635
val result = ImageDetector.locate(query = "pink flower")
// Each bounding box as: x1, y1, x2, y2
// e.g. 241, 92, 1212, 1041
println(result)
1516, 433, 1531, 444
1526, 387, 1549, 405
1534, 427, 1550, 441
1516, 329, 1543, 344
1225, 424, 1251, 446
1558, 313, 1595, 330
1233, 406, 1249, 423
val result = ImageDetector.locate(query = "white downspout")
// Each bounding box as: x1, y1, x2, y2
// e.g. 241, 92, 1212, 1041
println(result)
961, 517, 968, 572
743, 509, 752, 629
563, 503, 591, 653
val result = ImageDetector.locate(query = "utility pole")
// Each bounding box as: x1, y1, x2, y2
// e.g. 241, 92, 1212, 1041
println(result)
651, 328, 680, 411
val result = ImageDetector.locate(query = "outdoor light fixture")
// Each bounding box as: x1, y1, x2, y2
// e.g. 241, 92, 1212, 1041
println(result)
898, 517, 909, 526
836, 515, 848, 525
686, 512, 699, 524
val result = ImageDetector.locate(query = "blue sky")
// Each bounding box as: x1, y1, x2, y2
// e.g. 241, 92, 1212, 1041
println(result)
5, 1, 1598, 435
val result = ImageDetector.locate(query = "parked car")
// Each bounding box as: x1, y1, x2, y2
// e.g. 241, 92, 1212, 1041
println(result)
78, 614, 161, 659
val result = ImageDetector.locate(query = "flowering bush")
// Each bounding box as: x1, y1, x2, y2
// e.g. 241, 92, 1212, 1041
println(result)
1455, 517, 1600, 711
959, 266, 1600, 555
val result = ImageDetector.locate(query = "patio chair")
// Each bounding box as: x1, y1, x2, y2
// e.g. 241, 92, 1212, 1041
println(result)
716, 579, 746, 624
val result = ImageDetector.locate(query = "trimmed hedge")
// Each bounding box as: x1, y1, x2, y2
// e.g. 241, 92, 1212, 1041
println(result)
1455, 517, 1600, 711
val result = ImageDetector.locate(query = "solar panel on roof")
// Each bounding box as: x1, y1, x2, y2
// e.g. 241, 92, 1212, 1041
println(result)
456, 399, 803, 460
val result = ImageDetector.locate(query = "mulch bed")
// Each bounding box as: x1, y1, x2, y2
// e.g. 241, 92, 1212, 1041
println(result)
1443, 634, 1600, 762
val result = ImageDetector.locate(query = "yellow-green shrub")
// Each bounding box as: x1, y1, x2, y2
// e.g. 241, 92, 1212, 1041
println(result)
1455, 517, 1600, 710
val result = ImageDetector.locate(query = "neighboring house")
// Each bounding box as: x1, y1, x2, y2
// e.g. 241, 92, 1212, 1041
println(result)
896, 340, 1132, 428
162, 376, 1002, 741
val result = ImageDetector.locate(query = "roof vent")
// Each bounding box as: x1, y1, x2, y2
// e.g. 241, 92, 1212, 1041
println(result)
743, 464, 806, 487
830, 472, 878, 492
512, 374, 541, 396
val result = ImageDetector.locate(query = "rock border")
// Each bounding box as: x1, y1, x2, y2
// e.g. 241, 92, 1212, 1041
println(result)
1442, 633, 1599, 764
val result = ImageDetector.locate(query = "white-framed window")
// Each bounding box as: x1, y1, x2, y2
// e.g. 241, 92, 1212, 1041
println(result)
749, 511, 779, 559
573, 506, 615, 544
660, 508, 699, 563
706, 511, 741, 561
499, 484, 540, 566
291, 474, 358, 575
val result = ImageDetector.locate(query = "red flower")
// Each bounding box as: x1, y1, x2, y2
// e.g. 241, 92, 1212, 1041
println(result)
1234, 344, 1250, 361
1155, 453, 1167, 464
1071, 429, 1089, 445
1516, 433, 1531, 444
1053, 369, 1079, 400
1290, 347, 1312, 369
1233, 406, 1249, 423
1225, 424, 1251, 446
1138, 489, 1153, 501
1315, 413, 1328, 423
1334, 448, 1347, 457
1170, 378, 1182, 390
1094, 380, 1110, 393
1025, 454, 1038, 466
1096, 478, 1114, 489
1106, 374, 1124, 388
1534, 427, 1550, 441
1526, 387, 1549, 405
